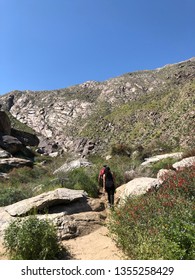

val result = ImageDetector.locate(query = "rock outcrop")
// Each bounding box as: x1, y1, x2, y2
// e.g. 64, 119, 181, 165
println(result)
0, 111, 11, 135
141, 152, 183, 166
172, 156, 195, 170
1, 58, 194, 156
0, 110, 39, 172
53, 158, 92, 174
0, 148, 11, 158
4, 188, 87, 217
0, 157, 33, 172
0, 188, 106, 241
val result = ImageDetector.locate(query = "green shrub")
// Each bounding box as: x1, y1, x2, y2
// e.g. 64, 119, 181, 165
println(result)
8, 166, 48, 185
0, 187, 30, 206
109, 165, 195, 259
111, 143, 132, 156
182, 148, 195, 159
3, 216, 65, 260
150, 158, 178, 176
63, 167, 99, 197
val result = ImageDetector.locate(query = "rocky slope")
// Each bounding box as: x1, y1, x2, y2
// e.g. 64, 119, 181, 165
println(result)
0, 111, 39, 174
0, 58, 194, 157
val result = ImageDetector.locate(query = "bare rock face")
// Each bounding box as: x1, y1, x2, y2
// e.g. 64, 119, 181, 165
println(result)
0, 111, 11, 135
124, 170, 137, 182
7, 93, 95, 155
40, 211, 105, 240
0, 111, 39, 172
0, 207, 15, 241
1, 58, 195, 155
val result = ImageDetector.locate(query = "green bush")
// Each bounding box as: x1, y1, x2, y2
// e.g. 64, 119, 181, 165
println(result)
111, 143, 132, 156
63, 167, 99, 197
3, 216, 65, 260
0, 164, 61, 205
109, 165, 195, 259
8, 166, 48, 185
150, 158, 178, 176
182, 148, 195, 159
0, 187, 30, 206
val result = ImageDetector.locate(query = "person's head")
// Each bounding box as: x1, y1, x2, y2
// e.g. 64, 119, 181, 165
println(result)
103, 164, 107, 168
104, 166, 110, 174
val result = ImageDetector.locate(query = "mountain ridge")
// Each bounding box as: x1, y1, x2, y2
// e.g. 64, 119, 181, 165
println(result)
0, 57, 194, 157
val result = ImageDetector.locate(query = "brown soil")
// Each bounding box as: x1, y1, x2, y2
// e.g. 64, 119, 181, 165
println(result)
62, 225, 125, 260
0, 223, 125, 260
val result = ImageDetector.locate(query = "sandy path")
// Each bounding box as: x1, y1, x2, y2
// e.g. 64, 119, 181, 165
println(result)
62, 225, 125, 260
0, 225, 125, 260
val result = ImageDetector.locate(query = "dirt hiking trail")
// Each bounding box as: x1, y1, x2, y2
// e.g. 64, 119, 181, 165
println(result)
62, 224, 125, 260
0, 224, 125, 260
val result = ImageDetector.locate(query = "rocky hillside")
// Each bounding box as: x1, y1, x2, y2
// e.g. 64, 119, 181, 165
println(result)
0, 58, 195, 157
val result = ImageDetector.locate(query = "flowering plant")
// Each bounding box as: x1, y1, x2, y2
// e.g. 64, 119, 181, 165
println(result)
109, 164, 195, 259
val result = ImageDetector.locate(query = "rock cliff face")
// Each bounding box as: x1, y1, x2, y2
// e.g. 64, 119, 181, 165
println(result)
0, 58, 195, 156
0, 111, 39, 173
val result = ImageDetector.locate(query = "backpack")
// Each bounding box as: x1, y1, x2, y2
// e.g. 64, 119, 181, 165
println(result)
105, 172, 115, 190
100, 168, 105, 176
98, 168, 105, 187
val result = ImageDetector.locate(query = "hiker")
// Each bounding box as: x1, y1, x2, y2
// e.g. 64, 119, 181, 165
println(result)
98, 164, 107, 189
103, 166, 115, 207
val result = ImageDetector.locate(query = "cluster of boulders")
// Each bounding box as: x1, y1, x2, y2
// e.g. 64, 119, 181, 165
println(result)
116, 153, 195, 204
0, 111, 39, 176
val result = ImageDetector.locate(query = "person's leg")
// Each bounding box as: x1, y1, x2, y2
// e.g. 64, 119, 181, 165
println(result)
107, 190, 111, 206
110, 189, 115, 206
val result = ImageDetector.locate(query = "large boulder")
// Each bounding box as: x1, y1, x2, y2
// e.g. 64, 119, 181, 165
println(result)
0, 111, 11, 135
0, 110, 38, 162
0, 188, 106, 241
0, 133, 35, 159
5, 188, 87, 217
40, 211, 105, 240
117, 177, 160, 204
0, 148, 11, 158
0, 157, 33, 172
124, 169, 137, 182
11, 128, 39, 147
53, 158, 92, 174
37, 137, 59, 155
141, 152, 183, 166
0, 207, 15, 241
0, 134, 23, 154
172, 156, 195, 170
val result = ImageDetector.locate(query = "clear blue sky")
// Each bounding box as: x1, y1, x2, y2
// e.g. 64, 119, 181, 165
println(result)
0, 0, 195, 95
